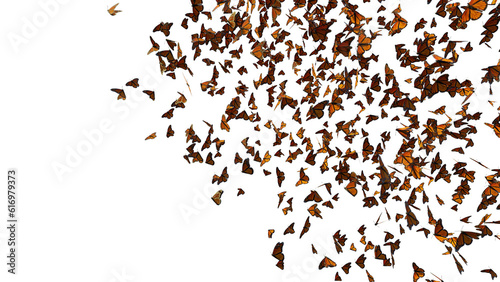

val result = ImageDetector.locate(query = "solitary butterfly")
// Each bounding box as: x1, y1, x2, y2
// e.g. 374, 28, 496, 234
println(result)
145, 132, 157, 140
108, 3, 121, 16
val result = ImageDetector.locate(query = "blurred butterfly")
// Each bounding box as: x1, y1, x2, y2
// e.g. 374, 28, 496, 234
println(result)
481, 269, 498, 279
108, 3, 121, 16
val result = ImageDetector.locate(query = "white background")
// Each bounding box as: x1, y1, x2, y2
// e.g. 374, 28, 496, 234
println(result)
1, 0, 499, 282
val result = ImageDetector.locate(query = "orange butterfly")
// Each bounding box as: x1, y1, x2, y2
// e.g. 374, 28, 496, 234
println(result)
110, 88, 126, 100
107, 3, 121, 16
126, 78, 139, 88
211, 190, 223, 205
413, 263, 425, 282
145, 132, 156, 140
319, 256, 336, 269
295, 168, 309, 186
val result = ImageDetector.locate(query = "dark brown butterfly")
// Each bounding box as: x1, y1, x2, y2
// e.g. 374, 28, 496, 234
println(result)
143, 90, 155, 100
455, 231, 480, 251
242, 158, 254, 174
237, 188, 245, 196
126, 78, 139, 88
299, 216, 311, 238
272, 242, 284, 269
481, 269, 498, 280
153, 22, 173, 37
166, 125, 174, 138
276, 167, 285, 187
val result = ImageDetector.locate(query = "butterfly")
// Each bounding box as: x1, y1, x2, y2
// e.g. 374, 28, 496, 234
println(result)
455, 231, 480, 251
166, 125, 174, 138
284, 223, 295, 235
413, 263, 425, 282
272, 242, 285, 269
295, 168, 309, 186
126, 78, 139, 88
153, 22, 173, 37
143, 90, 155, 100
481, 269, 498, 279
110, 88, 126, 100
107, 3, 121, 16
319, 256, 336, 269
268, 229, 275, 238
145, 132, 156, 140
460, 0, 487, 24
276, 168, 285, 187
211, 190, 223, 205
299, 217, 311, 238
237, 188, 245, 196
242, 158, 254, 174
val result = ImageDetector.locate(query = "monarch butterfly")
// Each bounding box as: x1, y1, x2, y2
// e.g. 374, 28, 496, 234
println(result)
211, 190, 223, 205
482, 65, 500, 84
461, 0, 487, 24
153, 22, 173, 37
319, 256, 336, 269
355, 254, 366, 268
284, 223, 295, 235
186, 0, 203, 22
162, 108, 174, 119
107, 3, 121, 16
455, 231, 480, 251
295, 168, 309, 186
308, 204, 322, 218
110, 88, 126, 100
481, 15, 500, 44
299, 216, 311, 238
304, 190, 322, 202
412, 263, 425, 282
142, 90, 155, 101
481, 269, 498, 279
237, 188, 244, 196
204, 152, 214, 165
357, 30, 372, 55
145, 132, 156, 140
251, 41, 267, 60
166, 125, 174, 138
220, 114, 230, 131
310, 21, 333, 42
272, 242, 284, 269
389, 13, 408, 36
213, 167, 228, 184
242, 158, 254, 174
268, 229, 274, 238
126, 78, 139, 88
345, 180, 358, 196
